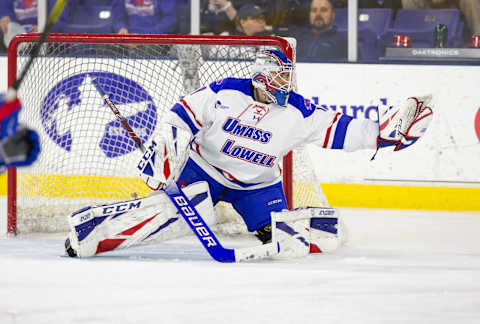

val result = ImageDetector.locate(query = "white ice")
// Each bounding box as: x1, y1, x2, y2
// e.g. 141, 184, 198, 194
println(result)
1, 208, 480, 324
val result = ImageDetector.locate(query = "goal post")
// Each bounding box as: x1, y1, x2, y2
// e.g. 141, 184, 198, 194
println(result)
6, 33, 325, 235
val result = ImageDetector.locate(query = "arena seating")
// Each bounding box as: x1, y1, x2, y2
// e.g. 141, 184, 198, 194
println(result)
381, 9, 464, 48
334, 8, 393, 60
334, 8, 465, 59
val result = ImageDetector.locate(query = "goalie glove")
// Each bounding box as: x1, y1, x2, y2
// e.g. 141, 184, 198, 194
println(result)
0, 94, 40, 173
137, 125, 190, 190
377, 95, 434, 152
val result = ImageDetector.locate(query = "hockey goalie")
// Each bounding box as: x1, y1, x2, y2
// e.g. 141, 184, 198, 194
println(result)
65, 49, 433, 261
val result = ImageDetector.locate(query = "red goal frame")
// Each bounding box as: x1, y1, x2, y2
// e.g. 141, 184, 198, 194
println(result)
7, 33, 294, 234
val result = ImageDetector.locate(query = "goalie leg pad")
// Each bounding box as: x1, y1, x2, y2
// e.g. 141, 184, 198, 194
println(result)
270, 207, 346, 258
308, 207, 346, 253
271, 209, 311, 259
67, 181, 217, 257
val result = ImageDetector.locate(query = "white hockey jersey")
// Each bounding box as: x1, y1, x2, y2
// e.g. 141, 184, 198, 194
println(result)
166, 78, 378, 190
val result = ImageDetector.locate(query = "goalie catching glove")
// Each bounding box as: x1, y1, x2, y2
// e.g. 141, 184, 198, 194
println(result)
377, 94, 433, 151
0, 94, 40, 173
137, 125, 190, 190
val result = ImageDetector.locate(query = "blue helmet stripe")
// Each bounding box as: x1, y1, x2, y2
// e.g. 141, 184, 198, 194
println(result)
264, 49, 292, 66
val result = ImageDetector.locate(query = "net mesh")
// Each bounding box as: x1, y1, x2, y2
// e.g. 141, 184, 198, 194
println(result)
10, 35, 326, 234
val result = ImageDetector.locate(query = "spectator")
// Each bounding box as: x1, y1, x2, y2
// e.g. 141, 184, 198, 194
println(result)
249, 0, 310, 29
112, 0, 177, 34
402, 0, 480, 35
0, 0, 39, 49
199, 0, 310, 35
238, 0, 310, 30
52, 0, 113, 34
233, 3, 273, 36
266, 0, 312, 36
201, 0, 238, 34
294, 0, 347, 61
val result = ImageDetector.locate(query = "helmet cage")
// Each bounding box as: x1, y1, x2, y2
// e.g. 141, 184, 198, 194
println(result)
251, 50, 294, 107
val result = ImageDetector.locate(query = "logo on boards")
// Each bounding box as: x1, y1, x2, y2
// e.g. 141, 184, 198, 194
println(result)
41, 72, 157, 158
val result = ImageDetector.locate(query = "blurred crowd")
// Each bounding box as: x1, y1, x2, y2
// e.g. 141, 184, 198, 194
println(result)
0, 0, 479, 61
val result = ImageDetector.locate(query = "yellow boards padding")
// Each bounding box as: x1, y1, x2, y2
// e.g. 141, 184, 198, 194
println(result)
322, 183, 480, 211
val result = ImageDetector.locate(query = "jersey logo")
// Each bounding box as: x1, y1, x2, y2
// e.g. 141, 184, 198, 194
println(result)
304, 99, 315, 110
214, 100, 229, 110
220, 139, 276, 168
237, 103, 269, 125
41, 72, 157, 158
126, 0, 155, 16
14, 0, 37, 21
222, 117, 271, 143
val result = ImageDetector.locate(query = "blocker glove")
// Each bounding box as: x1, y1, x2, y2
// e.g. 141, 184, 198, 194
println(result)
137, 125, 190, 190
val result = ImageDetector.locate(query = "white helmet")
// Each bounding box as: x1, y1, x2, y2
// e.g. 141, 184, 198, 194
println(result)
250, 49, 293, 107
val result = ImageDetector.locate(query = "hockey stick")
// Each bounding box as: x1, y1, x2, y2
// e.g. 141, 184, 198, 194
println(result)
99, 91, 279, 262
6, 0, 69, 101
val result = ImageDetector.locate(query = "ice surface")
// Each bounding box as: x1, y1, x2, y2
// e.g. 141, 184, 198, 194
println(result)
1, 208, 480, 324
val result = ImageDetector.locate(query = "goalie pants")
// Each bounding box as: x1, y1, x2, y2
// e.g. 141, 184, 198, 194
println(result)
177, 158, 288, 232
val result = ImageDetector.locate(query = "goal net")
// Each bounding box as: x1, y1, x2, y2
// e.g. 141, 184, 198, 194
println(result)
7, 34, 328, 234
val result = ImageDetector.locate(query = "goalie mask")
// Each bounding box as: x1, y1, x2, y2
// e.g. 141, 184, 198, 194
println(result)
251, 49, 293, 107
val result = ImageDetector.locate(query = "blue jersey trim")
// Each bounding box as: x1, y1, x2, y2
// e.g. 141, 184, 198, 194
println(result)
332, 115, 353, 149
288, 92, 315, 118
209, 78, 254, 99
171, 103, 199, 135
